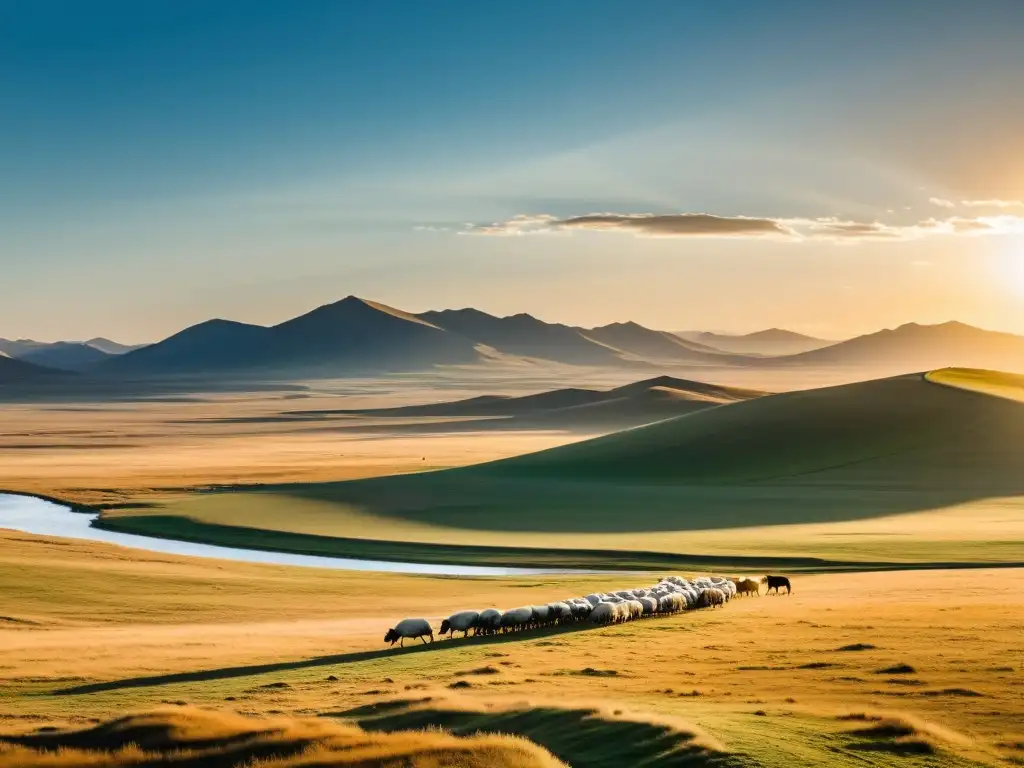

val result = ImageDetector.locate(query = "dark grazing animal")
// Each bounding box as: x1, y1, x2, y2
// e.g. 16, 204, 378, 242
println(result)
761, 575, 792, 595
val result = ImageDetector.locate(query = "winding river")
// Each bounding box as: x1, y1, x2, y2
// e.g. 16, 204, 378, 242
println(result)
0, 493, 594, 576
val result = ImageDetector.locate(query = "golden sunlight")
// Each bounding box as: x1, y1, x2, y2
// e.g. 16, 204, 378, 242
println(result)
1003, 250, 1024, 296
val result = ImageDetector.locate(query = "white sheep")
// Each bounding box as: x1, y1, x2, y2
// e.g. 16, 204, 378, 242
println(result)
500, 606, 533, 632
639, 596, 658, 615
384, 618, 433, 647
590, 602, 618, 625
439, 610, 480, 639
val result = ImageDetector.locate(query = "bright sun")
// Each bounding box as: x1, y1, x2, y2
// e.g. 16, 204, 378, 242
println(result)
1000, 251, 1024, 297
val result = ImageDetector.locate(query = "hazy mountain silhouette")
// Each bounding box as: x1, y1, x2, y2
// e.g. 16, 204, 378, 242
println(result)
104, 297, 483, 377
0, 336, 142, 373
85, 337, 148, 355
270, 296, 482, 371
582, 321, 751, 364
0, 354, 66, 383
680, 328, 833, 355
0, 338, 50, 358
16, 342, 114, 372
419, 308, 636, 366
766, 321, 1024, 371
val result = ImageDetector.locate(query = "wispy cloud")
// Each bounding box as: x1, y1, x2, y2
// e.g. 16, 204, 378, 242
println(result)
459, 211, 1024, 242
959, 199, 1024, 208
928, 197, 1024, 209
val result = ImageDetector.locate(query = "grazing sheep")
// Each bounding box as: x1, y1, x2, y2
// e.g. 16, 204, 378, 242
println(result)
389, 573, 752, 649
570, 601, 593, 621
658, 593, 685, 614
548, 601, 572, 623
589, 602, 619, 625
500, 607, 534, 632
737, 578, 760, 596
697, 588, 726, 609
530, 604, 552, 628
439, 610, 480, 639
762, 575, 792, 595
477, 608, 502, 635
384, 618, 434, 647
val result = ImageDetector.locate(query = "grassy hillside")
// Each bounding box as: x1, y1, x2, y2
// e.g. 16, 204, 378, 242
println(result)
302, 375, 769, 434
927, 366, 1024, 402
248, 371, 1024, 534
0, 529, 1018, 766
103, 369, 1024, 566
0, 708, 565, 768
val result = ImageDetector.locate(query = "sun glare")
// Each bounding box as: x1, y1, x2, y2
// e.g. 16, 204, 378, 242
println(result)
998, 250, 1024, 297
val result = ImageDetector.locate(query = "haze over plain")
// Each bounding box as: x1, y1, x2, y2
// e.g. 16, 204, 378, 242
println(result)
3, 3, 1024, 767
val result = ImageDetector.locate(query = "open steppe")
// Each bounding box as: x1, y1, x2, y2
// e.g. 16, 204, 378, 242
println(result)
0, 530, 1021, 766
2, 366, 1024, 765
22, 368, 1018, 570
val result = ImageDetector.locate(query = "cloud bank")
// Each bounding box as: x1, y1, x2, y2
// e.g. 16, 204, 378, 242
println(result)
461, 211, 1024, 242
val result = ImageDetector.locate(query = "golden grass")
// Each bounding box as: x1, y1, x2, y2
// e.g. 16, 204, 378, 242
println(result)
0, 706, 565, 767
927, 367, 1024, 402
3, 370, 1024, 764
0, 392, 578, 506
1, 530, 1021, 765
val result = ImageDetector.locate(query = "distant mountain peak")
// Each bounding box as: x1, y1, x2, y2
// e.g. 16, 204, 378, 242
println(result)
593, 320, 646, 331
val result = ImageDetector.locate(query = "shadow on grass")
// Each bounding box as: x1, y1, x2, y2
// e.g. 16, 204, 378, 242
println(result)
53, 621, 635, 696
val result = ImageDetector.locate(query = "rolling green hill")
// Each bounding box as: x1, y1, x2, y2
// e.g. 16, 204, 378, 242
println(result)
106, 368, 1024, 567
248, 370, 1024, 532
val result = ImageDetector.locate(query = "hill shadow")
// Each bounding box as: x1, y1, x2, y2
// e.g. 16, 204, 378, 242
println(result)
253, 374, 1024, 533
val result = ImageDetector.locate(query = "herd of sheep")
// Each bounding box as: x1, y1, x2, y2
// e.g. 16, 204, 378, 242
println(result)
384, 574, 770, 647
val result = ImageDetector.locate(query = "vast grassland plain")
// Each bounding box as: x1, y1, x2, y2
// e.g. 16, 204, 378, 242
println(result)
2, 368, 1023, 766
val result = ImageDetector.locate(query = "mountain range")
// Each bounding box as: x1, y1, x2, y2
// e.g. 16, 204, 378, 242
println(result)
0, 337, 145, 373
5, 296, 1024, 383
676, 328, 832, 355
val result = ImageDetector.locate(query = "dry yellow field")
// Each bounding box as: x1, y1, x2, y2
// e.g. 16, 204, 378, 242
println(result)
3, 371, 1024, 765
0, 391, 582, 506
0, 529, 1021, 766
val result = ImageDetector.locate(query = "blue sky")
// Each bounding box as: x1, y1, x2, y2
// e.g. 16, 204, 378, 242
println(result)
3, 1, 1024, 342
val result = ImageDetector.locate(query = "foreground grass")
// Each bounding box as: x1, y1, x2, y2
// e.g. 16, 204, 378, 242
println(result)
0, 707, 566, 768
1, 530, 1021, 766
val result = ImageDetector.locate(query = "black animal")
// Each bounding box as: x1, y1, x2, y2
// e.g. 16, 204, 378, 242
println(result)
761, 575, 792, 595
